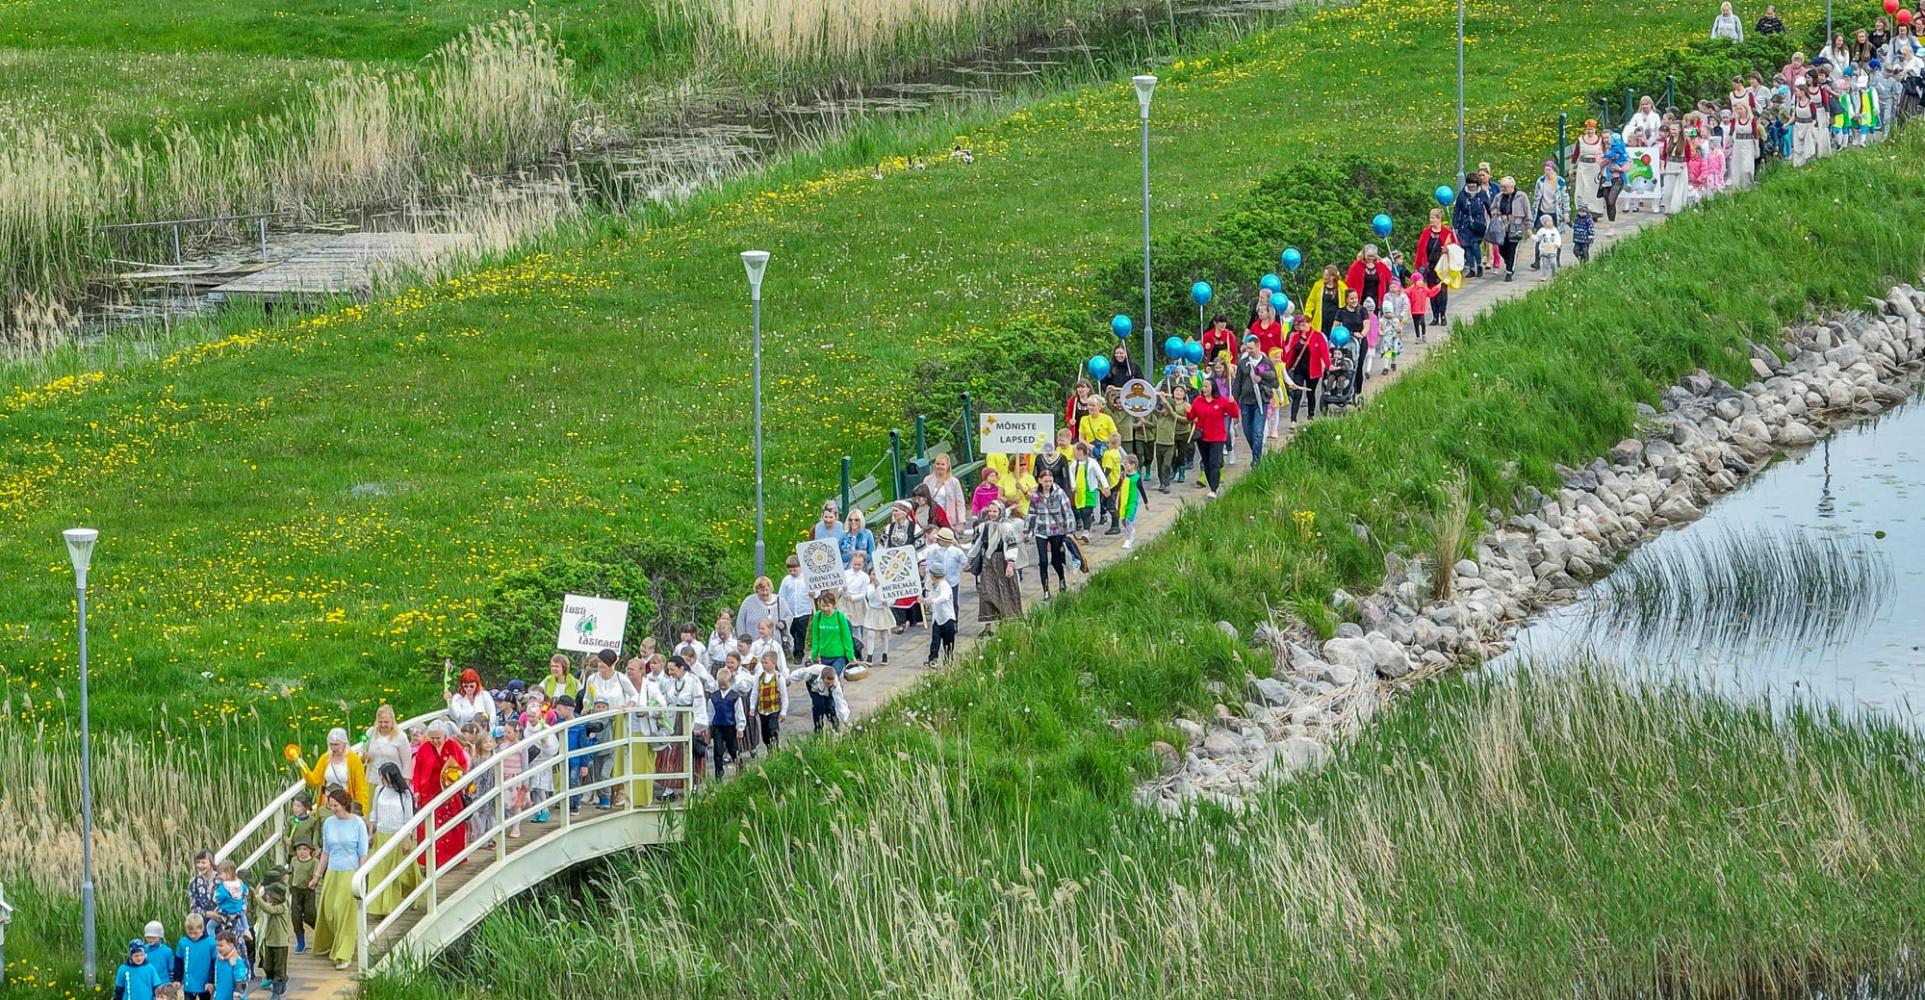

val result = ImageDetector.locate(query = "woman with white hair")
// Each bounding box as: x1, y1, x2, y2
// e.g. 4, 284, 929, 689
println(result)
1484, 175, 1533, 281
299, 727, 369, 814
1711, 1, 1744, 41
409, 719, 469, 868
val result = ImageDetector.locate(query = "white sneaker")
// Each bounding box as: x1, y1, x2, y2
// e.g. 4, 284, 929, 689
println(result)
1122, 539, 1134, 550
1207, 491, 1218, 499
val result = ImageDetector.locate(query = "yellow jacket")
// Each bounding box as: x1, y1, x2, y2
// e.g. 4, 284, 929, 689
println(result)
303, 751, 370, 813
1304, 277, 1349, 333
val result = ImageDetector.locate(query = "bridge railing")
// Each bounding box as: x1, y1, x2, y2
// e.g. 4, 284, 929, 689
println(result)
214, 709, 447, 875
349, 704, 695, 970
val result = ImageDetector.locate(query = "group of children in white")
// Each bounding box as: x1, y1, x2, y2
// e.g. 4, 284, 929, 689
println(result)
110, 10, 1915, 996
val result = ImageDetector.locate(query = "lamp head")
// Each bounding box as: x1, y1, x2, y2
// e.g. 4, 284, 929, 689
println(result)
1132, 75, 1158, 118
63, 528, 98, 586
740, 250, 770, 300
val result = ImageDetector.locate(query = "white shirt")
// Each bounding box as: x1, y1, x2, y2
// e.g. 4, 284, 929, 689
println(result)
778, 573, 812, 621
786, 664, 850, 724
362, 730, 410, 779
749, 637, 788, 674
1532, 226, 1561, 249
926, 578, 956, 626
1626, 110, 1663, 145
841, 568, 874, 604
370, 787, 415, 835
447, 691, 491, 728
704, 631, 733, 668
583, 670, 637, 712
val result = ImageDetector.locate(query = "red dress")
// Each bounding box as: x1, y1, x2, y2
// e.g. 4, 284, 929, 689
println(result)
411, 738, 470, 868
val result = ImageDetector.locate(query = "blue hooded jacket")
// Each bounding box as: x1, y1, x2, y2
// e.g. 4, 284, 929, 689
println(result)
175, 932, 217, 992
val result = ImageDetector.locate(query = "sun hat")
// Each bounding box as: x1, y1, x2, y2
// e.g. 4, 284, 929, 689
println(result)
936, 527, 956, 543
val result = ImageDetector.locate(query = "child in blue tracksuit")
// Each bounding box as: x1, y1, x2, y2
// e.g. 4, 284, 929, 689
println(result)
211, 933, 248, 1000
555, 696, 597, 812
140, 921, 175, 986
115, 940, 165, 1000
176, 914, 217, 1000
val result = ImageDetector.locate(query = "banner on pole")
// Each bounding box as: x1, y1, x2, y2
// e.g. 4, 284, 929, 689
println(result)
797, 538, 845, 594
557, 594, 629, 654
874, 545, 922, 602
978, 412, 1054, 455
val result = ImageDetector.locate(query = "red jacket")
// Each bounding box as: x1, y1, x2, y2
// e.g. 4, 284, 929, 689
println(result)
1247, 319, 1285, 356
1282, 329, 1334, 380
1063, 393, 1092, 442
1200, 327, 1237, 367
1185, 395, 1241, 443
1344, 260, 1394, 305
1411, 224, 1457, 273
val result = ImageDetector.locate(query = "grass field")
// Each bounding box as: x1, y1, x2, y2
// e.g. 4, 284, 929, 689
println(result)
371, 124, 1925, 999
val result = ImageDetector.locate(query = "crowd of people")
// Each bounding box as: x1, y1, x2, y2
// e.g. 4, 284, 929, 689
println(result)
105, 6, 1912, 997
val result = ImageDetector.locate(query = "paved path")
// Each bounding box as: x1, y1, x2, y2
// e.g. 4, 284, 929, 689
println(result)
812, 210, 1661, 725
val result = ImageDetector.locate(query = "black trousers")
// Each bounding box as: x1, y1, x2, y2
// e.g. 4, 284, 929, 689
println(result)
1499, 238, 1522, 274
788, 616, 809, 657
810, 691, 839, 731
1198, 441, 1225, 491
262, 945, 288, 985
758, 712, 780, 748
1423, 266, 1448, 320
1602, 179, 1622, 221
1035, 535, 1068, 589
928, 619, 957, 662
711, 726, 738, 777
1289, 377, 1321, 421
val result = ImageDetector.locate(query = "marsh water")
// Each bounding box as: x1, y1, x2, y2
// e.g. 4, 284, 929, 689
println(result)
1487, 389, 1925, 724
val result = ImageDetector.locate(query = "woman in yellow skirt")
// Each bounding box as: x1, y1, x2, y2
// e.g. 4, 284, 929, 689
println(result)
583, 650, 637, 807
363, 763, 419, 916
310, 788, 368, 971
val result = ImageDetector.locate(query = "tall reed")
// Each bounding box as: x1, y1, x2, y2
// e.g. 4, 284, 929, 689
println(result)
0, 717, 282, 966
0, 13, 576, 351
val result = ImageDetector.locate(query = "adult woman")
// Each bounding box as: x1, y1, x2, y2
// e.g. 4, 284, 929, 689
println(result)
1572, 119, 1605, 214
1062, 379, 1097, 444
1281, 316, 1333, 424
1485, 176, 1532, 281
812, 501, 847, 547
1304, 265, 1347, 334
1728, 103, 1762, 187
1819, 32, 1852, 70
363, 705, 410, 781
625, 660, 667, 805
838, 507, 876, 569
1451, 172, 1492, 278
1660, 121, 1693, 212
1792, 83, 1824, 165
653, 657, 701, 798
1200, 315, 1237, 370
1531, 161, 1565, 270
971, 501, 1024, 627
1183, 377, 1239, 497
583, 651, 637, 807
1711, 1, 1744, 41
1626, 97, 1664, 145
1410, 209, 1457, 323
410, 720, 469, 869
538, 654, 579, 705
1101, 343, 1142, 393
363, 763, 418, 917
920, 454, 966, 529
301, 728, 370, 814
880, 499, 925, 631
1780, 51, 1808, 87
735, 576, 780, 641
1247, 296, 1285, 355
1601, 132, 1630, 221
309, 789, 367, 970
445, 668, 491, 729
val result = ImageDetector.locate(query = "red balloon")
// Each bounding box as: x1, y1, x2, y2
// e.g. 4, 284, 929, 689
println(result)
1901, 8, 1915, 25
1885, 0, 1899, 14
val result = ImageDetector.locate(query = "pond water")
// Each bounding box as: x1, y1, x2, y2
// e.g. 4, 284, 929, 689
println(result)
1487, 387, 1925, 725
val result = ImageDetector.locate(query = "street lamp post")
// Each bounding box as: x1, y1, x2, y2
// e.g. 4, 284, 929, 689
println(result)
741, 251, 770, 578
62, 527, 98, 988
1457, 0, 1467, 187
1134, 74, 1158, 376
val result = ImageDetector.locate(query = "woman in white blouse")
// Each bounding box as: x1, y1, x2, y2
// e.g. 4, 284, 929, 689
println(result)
362, 763, 418, 917
582, 649, 639, 807
362, 704, 411, 780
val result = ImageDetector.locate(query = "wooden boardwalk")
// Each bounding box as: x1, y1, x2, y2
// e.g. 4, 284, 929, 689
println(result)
208, 233, 473, 303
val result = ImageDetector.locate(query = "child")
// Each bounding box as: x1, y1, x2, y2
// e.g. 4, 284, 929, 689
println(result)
705, 662, 745, 779
1403, 273, 1431, 343
1571, 208, 1596, 263
115, 939, 165, 1000
924, 565, 957, 665
787, 663, 850, 732
253, 883, 292, 999
212, 861, 250, 960
287, 841, 317, 955
141, 921, 175, 984
1099, 432, 1124, 534
1381, 310, 1404, 373
1531, 215, 1562, 278
211, 933, 247, 1000
1360, 299, 1381, 382
749, 650, 787, 750
498, 717, 529, 836
555, 696, 592, 813
176, 914, 217, 1000
1115, 453, 1147, 550
1067, 440, 1108, 541
468, 731, 500, 834
283, 796, 320, 862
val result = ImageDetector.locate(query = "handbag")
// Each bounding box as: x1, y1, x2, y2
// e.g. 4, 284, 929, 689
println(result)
966, 534, 987, 575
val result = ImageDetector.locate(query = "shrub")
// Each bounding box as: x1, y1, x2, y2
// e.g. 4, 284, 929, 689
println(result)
615, 534, 735, 638
907, 317, 1088, 431
447, 548, 661, 679
1097, 156, 1431, 339
1585, 35, 1798, 118
1804, 0, 1886, 53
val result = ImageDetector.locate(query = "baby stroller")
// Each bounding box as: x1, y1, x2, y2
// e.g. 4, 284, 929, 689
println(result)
1318, 340, 1362, 411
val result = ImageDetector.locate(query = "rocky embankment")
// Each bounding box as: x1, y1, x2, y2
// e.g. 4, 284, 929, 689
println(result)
1140, 284, 1925, 815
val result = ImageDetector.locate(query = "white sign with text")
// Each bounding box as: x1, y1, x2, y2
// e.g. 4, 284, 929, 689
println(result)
556, 594, 629, 653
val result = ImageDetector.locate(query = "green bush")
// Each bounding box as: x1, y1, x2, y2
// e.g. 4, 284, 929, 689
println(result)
446, 548, 661, 679
615, 534, 735, 635
1097, 156, 1431, 340
906, 317, 1088, 431
1586, 34, 1798, 118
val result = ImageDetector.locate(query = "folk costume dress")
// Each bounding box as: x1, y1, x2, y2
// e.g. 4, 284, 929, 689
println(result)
410, 737, 469, 869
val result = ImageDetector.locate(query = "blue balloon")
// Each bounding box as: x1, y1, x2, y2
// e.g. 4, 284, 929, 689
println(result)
1434, 185, 1456, 207
1269, 292, 1288, 313
1372, 213, 1394, 237
1330, 325, 1353, 347
1260, 273, 1283, 293
1190, 281, 1213, 306
1088, 355, 1111, 380
1164, 336, 1184, 358
1281, 247, 1303, 272
1163, 364, 1178, 377
1111, 314, 1133, 338
1184, 341, 1204, 364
